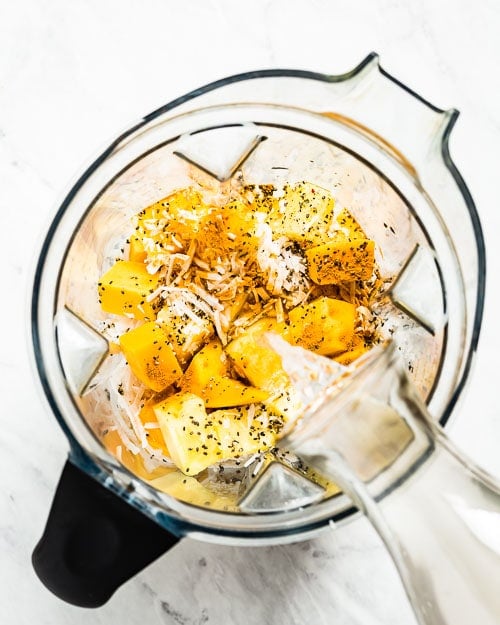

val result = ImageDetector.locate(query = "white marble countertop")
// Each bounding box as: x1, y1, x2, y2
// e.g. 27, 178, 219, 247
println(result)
1, 1, 500, 623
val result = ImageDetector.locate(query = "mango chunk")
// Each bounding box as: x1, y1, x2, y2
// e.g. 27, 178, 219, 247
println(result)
334, 334, 369, 365
180, 340, 228, 393
154, 392, 215, 475
132, 188, 211, 269
129, 235, 147, 262
102, 429, 170, 480
335, 208, 366, 240
156, 187, 208, 224
211, 405, 277, 456
136, 188, 208, 233
155, 188, 212, 244
268, 182, 335, 245
119, 322, 182, 392
139, 403, 170, 455
154, 393, 276, 475
225, 319, 302, 422
98, 260, 160, 320
194, 200, 266, 263
220, 200, 264, 249
288, 296, 356, 356
199, 377, 270, 408
306, 238, 375, 285
180, 338, 269, 408
225, 318, 289, 391
156, 303, 214, 364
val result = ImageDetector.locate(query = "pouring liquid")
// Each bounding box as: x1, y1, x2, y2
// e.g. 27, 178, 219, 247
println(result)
275, 339, 500, 625
309, 440, 500, 625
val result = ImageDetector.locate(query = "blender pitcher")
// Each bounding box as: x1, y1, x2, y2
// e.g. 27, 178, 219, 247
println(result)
30, 53, 489, 617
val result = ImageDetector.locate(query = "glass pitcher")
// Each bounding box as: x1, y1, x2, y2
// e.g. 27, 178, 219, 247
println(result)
30, 53, 487, 614
279, 339, 500, 625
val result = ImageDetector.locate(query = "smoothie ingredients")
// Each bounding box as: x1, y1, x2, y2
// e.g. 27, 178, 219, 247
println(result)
98, 182, 380, 477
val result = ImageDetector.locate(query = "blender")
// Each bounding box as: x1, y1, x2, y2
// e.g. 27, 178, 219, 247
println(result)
30, 53, 496, 623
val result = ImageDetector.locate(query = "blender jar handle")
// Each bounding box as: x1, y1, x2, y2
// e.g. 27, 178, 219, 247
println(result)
32, 459, 180, 607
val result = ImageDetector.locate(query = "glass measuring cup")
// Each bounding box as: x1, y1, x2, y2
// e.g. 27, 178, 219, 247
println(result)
282, 340, 500, 625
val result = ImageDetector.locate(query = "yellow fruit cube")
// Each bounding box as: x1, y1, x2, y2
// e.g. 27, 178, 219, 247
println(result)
220, 200, 263, 249
198, 377, 269, 408
102, 429, 171, 480
334, 334, 369, 365
225, 319, 303, 422
156, 307, 214, 365
225, 318, 289, 391
211, 405, 276, 456
154, 393, 278, 475
98, 260, 160, 320
132, 188, 211, 267
305, 238, 375, 285
180, 340, 228, 393
288, 297, 356, 356
139, 403, 170, 455
136, 187, 207, 229
128, 235, 147, 262
119, 322, 182, 392
335, 208, 366, 240
268, 182, 335, 245
180, 339, 269, 408
154, 392, 216, 475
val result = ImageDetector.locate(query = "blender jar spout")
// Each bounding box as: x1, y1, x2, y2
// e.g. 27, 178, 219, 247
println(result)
321, 53, 459, 178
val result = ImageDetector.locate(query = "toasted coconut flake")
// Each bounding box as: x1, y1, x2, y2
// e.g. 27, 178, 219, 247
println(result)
193, 257, 211, 271
275, 297, 285, 323
247, 403, 256, 428
213, 310, 228, 345
172, 239, 197, 284
171, 235, 184, 249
